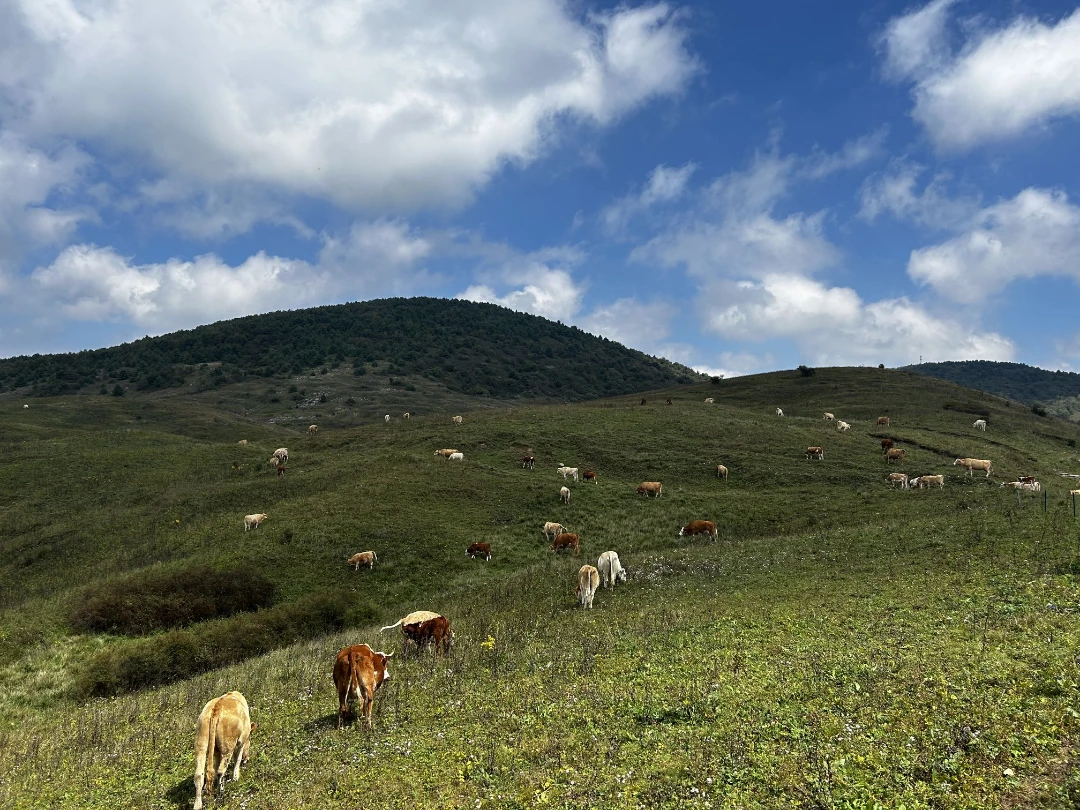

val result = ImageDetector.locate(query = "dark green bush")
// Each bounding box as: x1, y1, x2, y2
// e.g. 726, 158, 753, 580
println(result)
70, 566, 275, 636
77, 591, 367, 696
1032, 403, 1048, 417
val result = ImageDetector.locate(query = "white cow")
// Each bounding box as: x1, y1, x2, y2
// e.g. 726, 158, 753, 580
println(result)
272, 448, 289, 465
776, 408, 784, 417
243, 513, 268, 531
560, 486, 571, 505
704, 398, 714, 404
823, 412, 834, 421
448, 452, 464, 461
557, 466, 580, 481
384, 414, 391, 424
452, 415, 463, 424
973, 419, 987, 431
836, 421, 851, 432
597, 551, 627, 589
542, 522, 566, 541
575, 565, 600, 609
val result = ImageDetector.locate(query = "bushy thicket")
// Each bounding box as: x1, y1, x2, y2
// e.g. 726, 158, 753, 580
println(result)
0, 297, 701, 400
77, 592, 369, 696
913, 360, 1080, 406
69, 566, 275, 636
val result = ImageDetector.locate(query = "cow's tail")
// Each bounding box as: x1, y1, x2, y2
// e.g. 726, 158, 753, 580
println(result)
380, 619, 403, 632
193, 701, 220, 808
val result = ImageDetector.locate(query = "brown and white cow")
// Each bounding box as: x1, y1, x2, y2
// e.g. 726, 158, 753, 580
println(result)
193, 691, 254, 810
575, 565, 600, 609
551, 532, 581, 554
885, 448, 905, 463
380, 611, 454, 656
333, 644, 392, 729
636, 481, 663, 497
522, 456, 535, 469
466, 542, 491, 561
346, 551, 377, 570
308, 425, 318, 436
452, 415, 463, 425
583, 470, 597, 484
913, 474, 944, 489
679, 520, 717, 541
433, 448, 459, 458
886, 472, 909, 489
542, 521, 566, 542
805, 446, 824, 461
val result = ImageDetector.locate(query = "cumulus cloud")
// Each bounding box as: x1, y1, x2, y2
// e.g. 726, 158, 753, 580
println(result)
703, 273, 1014, 366
577, 296, 679, 354
458, 266, 584, 322
881, 3, 1080, 148
907, 188, 1080, 303
1, 0, 698, 214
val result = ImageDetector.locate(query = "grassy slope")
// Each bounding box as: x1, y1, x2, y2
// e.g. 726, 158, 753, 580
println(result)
2, 367, 1080, 808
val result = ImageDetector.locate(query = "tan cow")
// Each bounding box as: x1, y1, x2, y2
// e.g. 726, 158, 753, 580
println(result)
704, 397, 714, 404
333, 644, 392, 728
193, 691, 254, 810
836, 421, 851, 432
885, 448, 905, 463
243, 513, 268, 531
716, 464, 729, 479
308, 425, 318, 436
237, 439, 248, 446
433, 448, 459, 458
954, 458, 992, 478
877, 416, 890, 426
542, 521, 566, 541
913, 474, 944, 489
575, 565, 600, 609
636, 481, 663, 497
452, 415, 463, 424
886, 472, 909, 489
823, 412, 834, 421
805, 446, 824, 461
560, 486, 571, 505
346, 551, 377, 570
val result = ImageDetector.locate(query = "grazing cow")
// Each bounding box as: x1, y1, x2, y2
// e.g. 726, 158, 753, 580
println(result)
704, 398, 714, 403
522, 456, 535, 469
886, 472, 909, 489
433, 448, 459, 458
1004, 479, 1040, 492
308, 425, 318, 436
597, 551, 627, 589
877, 416, 890, 426
823, 412, 834, 421
237, 439, 248, 446
954, 458, 992, 478
346, 551, 377, 570
836, 421, 851, 432
557, 466, 580, 481
560, 486, 571, 505
805, 446, 824, 461
583, 470, 597, 484
636, 481, 663, 497
542, 521, 566, 541
551, 532, 581, 554
885, 448, 905, 463
1018, 475, 1036, 484
403, 413, 410, 420
276, 464, 286, 478
1069, 489, 1080, 497
776, 408, 784, 417
716, 464, 729, 479
452, 415, 463, 424
640, 398, 647, 405
193, 691, 254, 810
679, 520, 717, 541
666, 398, 673, 406
380, 611, 453, 656
448, 452, 464, 461
22, 404, 28, 409
384, 414, 391, 424
272, 448, 289, 465
333, 644, 393, 729
466, 542, 491, 561
880, 438, 894, 453
243, 513, 268, 531
973, 419, 987, 431
913, 474, 944, 489
575, 565, 600, 609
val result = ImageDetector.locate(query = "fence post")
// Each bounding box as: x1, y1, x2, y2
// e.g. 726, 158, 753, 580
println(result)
1073, 492, 1076, 518
1017, 488, 1021, 508
1044, 489, 1047, 513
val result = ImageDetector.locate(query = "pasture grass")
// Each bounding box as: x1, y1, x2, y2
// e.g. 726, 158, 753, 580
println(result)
1, 367, 1079, 807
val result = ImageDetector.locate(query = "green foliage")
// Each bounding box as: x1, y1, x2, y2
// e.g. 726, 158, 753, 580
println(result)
797, 364, 815, 377
111, 384, 124, 397
1032, 403, 1048, 417
912, 360, 1080, 406
69, 566, 275, 636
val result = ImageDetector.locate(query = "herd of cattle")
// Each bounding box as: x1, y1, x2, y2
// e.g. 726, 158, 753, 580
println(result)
202, 401, 1055, 807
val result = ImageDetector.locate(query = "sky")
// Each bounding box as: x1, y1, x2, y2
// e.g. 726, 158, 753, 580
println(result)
1, 0, 1079, 377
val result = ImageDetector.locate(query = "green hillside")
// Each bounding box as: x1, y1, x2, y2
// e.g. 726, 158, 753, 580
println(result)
909, 360, 1080, 415
0, 297, 703, 401
2, 367, 1080, 808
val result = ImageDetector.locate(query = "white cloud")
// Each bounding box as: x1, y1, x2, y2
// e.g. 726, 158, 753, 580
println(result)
702, 273, 1014, 366
858, 161, 977, 229
458, 265, 584, 322
2, 0, 698, 213
881, 3, 1080, 149
578, 297, 676, 350
601, 162, 696, 234
802, 129, 888, 180
694, 352, 773, 379
907, 188, 1080, 303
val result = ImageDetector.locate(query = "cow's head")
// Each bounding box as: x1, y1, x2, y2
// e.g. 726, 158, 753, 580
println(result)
616, 567, 627, 583
372, 650, 393, 686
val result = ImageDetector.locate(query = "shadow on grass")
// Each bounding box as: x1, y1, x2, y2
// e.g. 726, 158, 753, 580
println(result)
304, 711, 343, 734
164, 777, 193, 809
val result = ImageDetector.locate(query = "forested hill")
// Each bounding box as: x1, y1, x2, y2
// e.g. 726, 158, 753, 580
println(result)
0, 297, 703, 401
908, 361, 1080, 406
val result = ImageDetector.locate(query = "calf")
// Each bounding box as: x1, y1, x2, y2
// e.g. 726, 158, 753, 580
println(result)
333, 644, 392, 728
575, 565, 600, 609
877, 416, 890, 426
193, 691, 254, 810
466, 542, 491, 561
597, 551, 627, 588
551, 532, 581, 554
448, 452, 464, 462
823, 412, 834, 421
346, 551, 377, 570
679, 520, 717, 541
836, 421, 851, 432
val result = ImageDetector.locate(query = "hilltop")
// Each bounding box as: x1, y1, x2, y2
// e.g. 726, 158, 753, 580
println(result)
2, 366, 1079, 807
908, 360, 1080, 418
0, 297, 704, 402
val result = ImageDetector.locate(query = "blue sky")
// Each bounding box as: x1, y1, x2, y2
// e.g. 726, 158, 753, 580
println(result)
1, 0, 1079, 376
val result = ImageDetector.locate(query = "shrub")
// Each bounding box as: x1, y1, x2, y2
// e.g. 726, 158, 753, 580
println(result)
1032, 403, 1048, 417
797, 365, 815, 377
111, 384, 125, 396
70, 566, 275, 636
76, 591, 367, 696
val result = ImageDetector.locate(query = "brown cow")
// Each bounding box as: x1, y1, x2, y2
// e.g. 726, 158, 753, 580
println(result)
551, 532, 581, 554
402, 616, 453, 655
583, 470, 597, 484
193, 691, 255, 810
679, 520, 717, 541
522, 456, 535, 469
333, 644, 392, 729
885, 448, 905, 463
880, 438, 894, 453
877, 416, 890, 426
805, 446, 824, 461
640, 398, 647, 406
666, 398, 672, 405
636, 481, 663, 497
466, 542, 491, 561
346, 551, 377, 570
276, 464, 286, 477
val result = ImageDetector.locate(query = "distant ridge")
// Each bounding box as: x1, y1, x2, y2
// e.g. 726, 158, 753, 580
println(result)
0, 297, 703, 401
907, 360, 1080, 407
